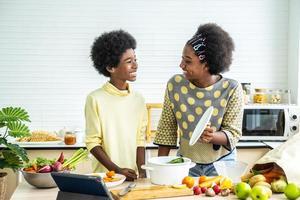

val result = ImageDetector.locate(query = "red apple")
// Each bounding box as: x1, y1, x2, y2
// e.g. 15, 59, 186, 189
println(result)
201, 187, 207, 193
193, 186, 201, 195
213, 184, 221, 195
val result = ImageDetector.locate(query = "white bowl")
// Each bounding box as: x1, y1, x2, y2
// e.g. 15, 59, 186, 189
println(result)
141, 156, 196, 185
86, 173, 126, 188
22, 171, 57, 188
213, 160, 248, 183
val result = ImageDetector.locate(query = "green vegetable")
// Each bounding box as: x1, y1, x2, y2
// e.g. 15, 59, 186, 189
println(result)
35, 157, 55, 167
24, 157, 55, 169
168, 157, 184, 164
62, 148, 88, 169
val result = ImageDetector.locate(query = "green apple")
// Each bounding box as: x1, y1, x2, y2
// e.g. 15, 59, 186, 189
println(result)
234, 182, 252, 200
250, 186, 271, 200
284, 183, 300, 200
271, 178, 287, 193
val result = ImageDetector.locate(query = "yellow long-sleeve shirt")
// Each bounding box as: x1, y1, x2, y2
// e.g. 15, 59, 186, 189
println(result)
85, 82, 147, 172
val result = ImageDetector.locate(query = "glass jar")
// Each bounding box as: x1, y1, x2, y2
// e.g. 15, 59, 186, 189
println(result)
64, 132, 76, 145
253, 88, 268, 104
282, 89, 291, 104
269, 89, 282, 104
241, 83, 251, 104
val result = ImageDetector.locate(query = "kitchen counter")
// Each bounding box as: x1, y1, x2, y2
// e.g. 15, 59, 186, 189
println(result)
11, 178, 286, 200
145, 141, 281, 161
0, 141, 283, 150
4, 140, 283, 200
147, 140, 281, 149
0, 142, 86, 149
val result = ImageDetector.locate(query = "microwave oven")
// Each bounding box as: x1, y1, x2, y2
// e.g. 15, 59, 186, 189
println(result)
241, 104, 300, 141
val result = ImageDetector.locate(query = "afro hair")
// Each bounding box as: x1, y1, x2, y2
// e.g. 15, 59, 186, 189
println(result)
193, 23, 235, 75
90, 30, 136, 77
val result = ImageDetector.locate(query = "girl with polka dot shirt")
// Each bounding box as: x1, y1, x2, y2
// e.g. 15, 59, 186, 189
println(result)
154, 23, 244, 176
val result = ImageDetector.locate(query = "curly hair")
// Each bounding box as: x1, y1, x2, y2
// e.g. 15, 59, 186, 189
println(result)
90, 30, 136, 77
191, 23, 234, 75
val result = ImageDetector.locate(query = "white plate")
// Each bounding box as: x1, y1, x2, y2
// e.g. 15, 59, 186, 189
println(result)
87, 173, 126, 188
189, 106, 214, 146
15, 141, 63, 145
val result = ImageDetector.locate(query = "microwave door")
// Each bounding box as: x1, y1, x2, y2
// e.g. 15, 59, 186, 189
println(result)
241, 109, 286, 141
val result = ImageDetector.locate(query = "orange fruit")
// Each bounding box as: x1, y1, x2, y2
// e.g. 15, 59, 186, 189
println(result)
198, 175, 208, 184
182, 176, 195, 188
106, 170, 115, 178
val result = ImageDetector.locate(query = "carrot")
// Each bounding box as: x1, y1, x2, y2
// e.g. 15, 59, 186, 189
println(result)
23, 167, 34, 172
32, 163, 38, 171
103, 177, 113, 182
106, 171, 115, 178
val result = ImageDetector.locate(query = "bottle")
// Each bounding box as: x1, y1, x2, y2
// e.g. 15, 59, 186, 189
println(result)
253, 88, 268, 104
64, 132, 76, 145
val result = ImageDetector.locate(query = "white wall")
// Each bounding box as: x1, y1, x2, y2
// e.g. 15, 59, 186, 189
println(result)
288, 0, 300, 105
0, 0, 291, 131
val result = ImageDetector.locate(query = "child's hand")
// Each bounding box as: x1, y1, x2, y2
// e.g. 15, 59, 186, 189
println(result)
200, 125, 214, 143
118, 168, 137, 181
138, 170, 146, 178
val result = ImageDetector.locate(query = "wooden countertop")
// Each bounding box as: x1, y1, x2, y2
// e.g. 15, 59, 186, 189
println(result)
11, 178, 286, 200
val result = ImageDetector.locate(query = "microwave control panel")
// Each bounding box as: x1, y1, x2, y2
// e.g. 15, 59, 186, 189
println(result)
288, 107, 300, 136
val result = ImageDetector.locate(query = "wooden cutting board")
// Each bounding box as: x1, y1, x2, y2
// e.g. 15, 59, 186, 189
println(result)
111, 185, 193, 200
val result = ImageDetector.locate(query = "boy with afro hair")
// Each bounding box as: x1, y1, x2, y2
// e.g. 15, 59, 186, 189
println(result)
85, 30, 147, 180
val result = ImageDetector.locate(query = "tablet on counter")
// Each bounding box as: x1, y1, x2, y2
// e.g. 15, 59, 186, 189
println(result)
51, 172, 113, 200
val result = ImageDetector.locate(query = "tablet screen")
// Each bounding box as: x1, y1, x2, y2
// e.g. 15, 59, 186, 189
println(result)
51, 172, 113, 199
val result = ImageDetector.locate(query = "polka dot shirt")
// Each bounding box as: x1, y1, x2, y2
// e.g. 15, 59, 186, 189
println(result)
154, 74, 244, 164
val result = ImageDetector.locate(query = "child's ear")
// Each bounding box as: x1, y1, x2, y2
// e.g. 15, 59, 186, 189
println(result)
106, 66, 115, 73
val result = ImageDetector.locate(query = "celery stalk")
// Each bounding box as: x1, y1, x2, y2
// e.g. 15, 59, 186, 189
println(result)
68, 151, 88, 168
62, 148, 86, 168
62, 148, 84, 167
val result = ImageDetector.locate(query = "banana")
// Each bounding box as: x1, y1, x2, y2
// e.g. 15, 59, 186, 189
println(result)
199, 176, 224, 188
240, 172, 255, 182
254, 181, 271, 188
249, 174, 266, 187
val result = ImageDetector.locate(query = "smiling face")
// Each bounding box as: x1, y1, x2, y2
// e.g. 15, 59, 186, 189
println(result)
109, 48, 138, 85
179, 44, 209, 85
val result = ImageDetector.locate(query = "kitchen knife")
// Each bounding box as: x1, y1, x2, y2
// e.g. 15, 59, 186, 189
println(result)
118, 182, 136, 196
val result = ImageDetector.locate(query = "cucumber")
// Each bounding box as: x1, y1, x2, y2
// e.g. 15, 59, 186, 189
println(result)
167, 157, 184, 164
